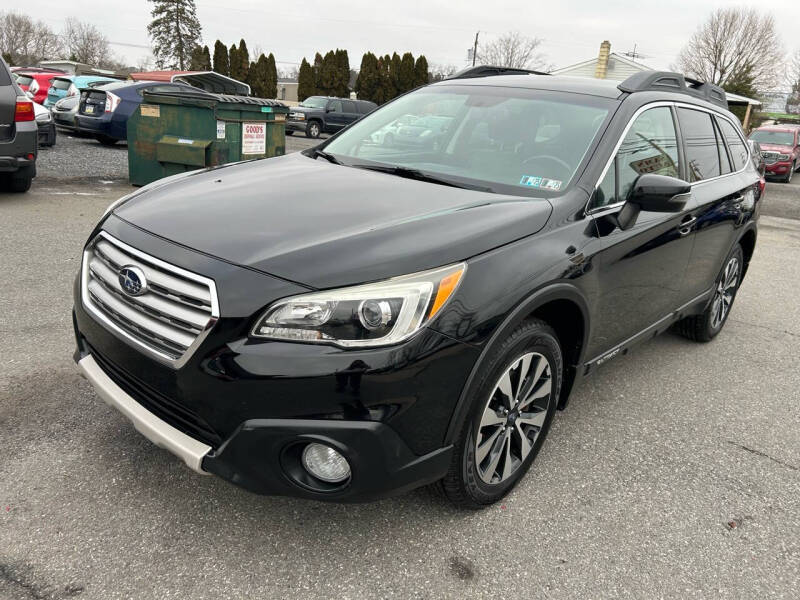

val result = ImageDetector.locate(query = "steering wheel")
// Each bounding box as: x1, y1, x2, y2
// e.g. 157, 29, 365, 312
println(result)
522, 155, 572, 177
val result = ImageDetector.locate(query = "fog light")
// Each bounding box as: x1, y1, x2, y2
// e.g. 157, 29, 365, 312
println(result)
301, 443, 351, 483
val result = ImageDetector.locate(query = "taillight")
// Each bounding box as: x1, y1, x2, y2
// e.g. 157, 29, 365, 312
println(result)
105, 92, 121, 113
14, 97, 34, 122
67, 84, 78, 97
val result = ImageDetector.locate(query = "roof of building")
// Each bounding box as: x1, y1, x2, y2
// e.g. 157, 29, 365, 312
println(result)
552, 53, 654, 76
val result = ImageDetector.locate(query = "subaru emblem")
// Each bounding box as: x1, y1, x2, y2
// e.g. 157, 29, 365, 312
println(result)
118, 265, 147, 296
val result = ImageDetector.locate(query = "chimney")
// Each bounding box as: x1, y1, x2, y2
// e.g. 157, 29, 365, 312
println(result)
595, 40, 611, 79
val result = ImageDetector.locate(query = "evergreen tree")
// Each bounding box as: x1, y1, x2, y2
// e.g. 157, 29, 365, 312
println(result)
722, 65, 758, 123
247, 54, 268, 97
398, 52, 415, 94
313, 52, 324, 94
188, 45, 205, 70
202, 45, 211, 70
379, 54, 395, 103
231, 38, 249, 82
414, 55, 429, 87
266, 53, 278, 99
334, 49, 350, 97
298, 58, 315, 101
320, 50, 337, 96
212, 40, 228, 75
147, 0, 202, 70
355, 52, 380, 103
228, 44, 240, 80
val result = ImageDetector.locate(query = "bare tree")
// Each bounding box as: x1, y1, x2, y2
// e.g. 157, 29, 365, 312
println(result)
675, 8, 783, 90
429, 63, 458, 82
478, 31, 548, 70
63, 18, 115, 68
0, 11, 62, 64
787, 49, 800, 114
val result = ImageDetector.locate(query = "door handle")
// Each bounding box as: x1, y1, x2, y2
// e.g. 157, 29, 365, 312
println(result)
678, 215, 697, 236
731, 194, 745, 204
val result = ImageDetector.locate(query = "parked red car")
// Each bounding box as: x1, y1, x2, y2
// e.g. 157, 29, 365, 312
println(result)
15, 70, 64, 105
748, 126, 800, 183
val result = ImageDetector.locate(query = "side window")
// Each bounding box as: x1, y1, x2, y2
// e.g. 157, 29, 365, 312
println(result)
716, 117, 749, 171
328, 100, 342, 113
342, 100, 357, 113
677, 108, 721, 182
591, 106, 680, 209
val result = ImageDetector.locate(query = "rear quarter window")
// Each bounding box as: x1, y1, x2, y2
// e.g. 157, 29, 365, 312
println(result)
716, 117, 749, 172
677, 108, 721, 182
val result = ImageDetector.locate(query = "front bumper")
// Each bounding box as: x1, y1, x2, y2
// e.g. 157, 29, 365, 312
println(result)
285, 119, 307, 132
765, 161, 792, 176
72, 221, 479, 500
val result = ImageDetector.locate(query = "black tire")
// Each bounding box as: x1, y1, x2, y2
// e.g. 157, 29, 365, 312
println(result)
437, 319, 562, 509
286, 130, 294, 136
306, 120, 321, 139
97, 135, 118, 146
7, 167, 33, 193
673, 244, 744, 342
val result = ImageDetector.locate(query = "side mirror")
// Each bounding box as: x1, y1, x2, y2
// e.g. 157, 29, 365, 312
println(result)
617, 174, 691, 230
326, 106, 333, 113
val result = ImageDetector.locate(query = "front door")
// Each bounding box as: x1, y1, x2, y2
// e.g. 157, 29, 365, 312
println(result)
326, 99, 347, 130
587, 105, 695, 357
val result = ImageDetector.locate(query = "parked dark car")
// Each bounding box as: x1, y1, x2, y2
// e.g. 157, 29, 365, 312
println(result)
52, 95, 80, 131
75, 80, 195, 145
0, 56, 37, 192
286, 96, 377, 138
748, 126, 800, 183
73, 70, 759, 507
33, 101, 56, 147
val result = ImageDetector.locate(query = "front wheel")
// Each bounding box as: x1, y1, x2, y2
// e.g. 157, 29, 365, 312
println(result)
306, 121, 321, 139
674, 244, 744, 342
787, 162, 796, 183
285, 130, 294, 136
96, 135, 118, 146
438, 319, 562, 509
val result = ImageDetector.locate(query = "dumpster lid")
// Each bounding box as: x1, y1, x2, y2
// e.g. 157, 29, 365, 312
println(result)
142, 88, 288, 108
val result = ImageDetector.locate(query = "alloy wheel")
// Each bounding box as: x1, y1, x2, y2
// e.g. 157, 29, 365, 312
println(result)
475, 352, 552, 485
710, 256, 739, 329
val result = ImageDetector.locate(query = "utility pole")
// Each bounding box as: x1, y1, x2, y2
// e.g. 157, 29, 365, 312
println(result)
472, 31, 479, 66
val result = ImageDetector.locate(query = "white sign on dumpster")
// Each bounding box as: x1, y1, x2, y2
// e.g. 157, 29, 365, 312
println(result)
216, 120, 226, 139
242, 122, 266, 154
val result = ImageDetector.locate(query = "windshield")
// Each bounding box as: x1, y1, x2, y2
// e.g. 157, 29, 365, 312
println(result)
750, 130, 795, 146
52, 78, 72, 90
323, 85, 613, 196
300, 96, 328, 109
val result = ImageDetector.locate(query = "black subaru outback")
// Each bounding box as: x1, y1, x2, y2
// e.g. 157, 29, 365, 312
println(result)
73, 68, 759, 508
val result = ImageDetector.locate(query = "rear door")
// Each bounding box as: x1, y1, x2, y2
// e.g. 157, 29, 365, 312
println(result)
588, 104, 696, 352
680, 109, 758, 300
341, 100, 360, 125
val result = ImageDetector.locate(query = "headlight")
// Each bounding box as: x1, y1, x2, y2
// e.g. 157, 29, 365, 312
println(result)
290, 112, 305, 120
777, 153, 791, 161
251, 263, 466, 347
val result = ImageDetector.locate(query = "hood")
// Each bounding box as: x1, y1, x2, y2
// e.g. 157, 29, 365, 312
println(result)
114, 153, 553, 289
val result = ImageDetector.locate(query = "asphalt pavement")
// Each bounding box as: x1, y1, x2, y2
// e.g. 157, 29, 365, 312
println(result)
1, 145, 799, 599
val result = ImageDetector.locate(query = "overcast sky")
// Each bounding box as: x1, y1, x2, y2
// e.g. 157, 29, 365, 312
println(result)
32, 0, 800, 77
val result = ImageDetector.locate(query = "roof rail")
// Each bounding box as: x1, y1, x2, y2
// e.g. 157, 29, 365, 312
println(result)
446, 65, 551, 80
617, 71, 728, 109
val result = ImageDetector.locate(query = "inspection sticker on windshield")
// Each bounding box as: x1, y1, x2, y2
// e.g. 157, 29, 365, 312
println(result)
520, 175, 562, 191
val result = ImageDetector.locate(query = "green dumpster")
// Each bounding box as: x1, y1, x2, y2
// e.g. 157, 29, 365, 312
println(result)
127, 90, 289, 186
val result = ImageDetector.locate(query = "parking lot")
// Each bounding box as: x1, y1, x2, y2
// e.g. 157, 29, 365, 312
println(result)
1, 135, 799, 599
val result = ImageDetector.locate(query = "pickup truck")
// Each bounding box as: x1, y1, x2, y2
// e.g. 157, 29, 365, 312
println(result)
286, 96, 376, 138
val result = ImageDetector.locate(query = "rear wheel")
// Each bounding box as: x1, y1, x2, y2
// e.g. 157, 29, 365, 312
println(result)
438, 319, 562, 509
5, 166, 34, 193
674, 244, 743, 342
286, 130, 294, 136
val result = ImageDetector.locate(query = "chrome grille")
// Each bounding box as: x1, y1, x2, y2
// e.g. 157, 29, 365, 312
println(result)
762, 151, 779, 165
82, 232, 218, 366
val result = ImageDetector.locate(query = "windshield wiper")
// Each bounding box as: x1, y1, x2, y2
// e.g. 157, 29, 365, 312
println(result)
351, 164, 493, 192
307, 148, 341, 164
